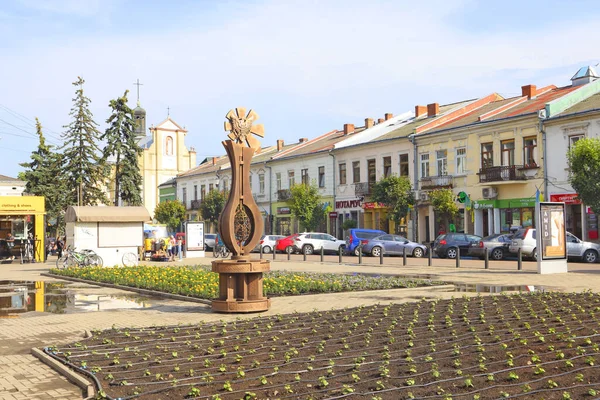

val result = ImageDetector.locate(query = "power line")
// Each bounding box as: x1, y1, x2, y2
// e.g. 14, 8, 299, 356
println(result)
0, 104, 64, 142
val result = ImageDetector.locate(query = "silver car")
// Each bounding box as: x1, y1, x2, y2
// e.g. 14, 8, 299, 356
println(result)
253, 235, 286, 254
509, 228, 600, 263
362, 234, 427, 258
204, 233, 217, 250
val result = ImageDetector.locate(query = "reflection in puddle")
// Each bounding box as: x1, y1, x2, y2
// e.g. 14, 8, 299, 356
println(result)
0, 280, 156, 316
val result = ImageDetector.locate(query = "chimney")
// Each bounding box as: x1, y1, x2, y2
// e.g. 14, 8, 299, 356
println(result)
384, 113, 393, 121
365, 118, 374, 129
299, 137, 308, 143
277, 139, 284, 151
427, 103, 440, 117
521, 84, 537, 99
377, 118, 385, 124
212, 157, 217, 165
343, 123, 355, 135
415, 105, 427, 118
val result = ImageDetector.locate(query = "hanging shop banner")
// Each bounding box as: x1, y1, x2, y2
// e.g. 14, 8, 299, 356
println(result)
277, 207, 291, 215
549, 193, 581, 205
539, 202, 566, 260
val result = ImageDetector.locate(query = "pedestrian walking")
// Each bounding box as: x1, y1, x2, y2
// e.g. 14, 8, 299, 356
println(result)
177, 236, 183, 261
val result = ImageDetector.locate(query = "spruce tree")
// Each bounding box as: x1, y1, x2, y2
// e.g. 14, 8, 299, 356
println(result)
61, 77, 108, 206
19, 118, 67, 234
101, 90, 143, 206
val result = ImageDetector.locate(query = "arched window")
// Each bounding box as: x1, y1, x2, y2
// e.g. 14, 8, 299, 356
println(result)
165, 136, 173, 156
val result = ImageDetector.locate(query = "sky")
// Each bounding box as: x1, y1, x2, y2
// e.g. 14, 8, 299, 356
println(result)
0, 0, 598, 179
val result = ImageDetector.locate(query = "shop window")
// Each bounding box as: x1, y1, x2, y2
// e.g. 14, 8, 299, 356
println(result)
339, 163, 347, 185
481, 143, 493, 169
420, 153, 430, 178
501, 140, 515, 166
352, 161, 360, 183
301, 169, 309, 185
367, 159, 376, 184
456, 147, 466, 175
399, 153, 409, 176
436, 150, 447, 176
523, 136, 538, 166
318, 166, 325, 188
383, 156, 392, 178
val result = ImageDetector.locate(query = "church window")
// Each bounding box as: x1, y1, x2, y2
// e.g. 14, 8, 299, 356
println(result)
165, 136, 174, 156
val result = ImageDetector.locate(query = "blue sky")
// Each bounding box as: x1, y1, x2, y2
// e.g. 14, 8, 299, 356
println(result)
0, 0, 598, 178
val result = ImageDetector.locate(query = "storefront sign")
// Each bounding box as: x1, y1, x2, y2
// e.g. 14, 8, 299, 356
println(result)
335, 199, 362, 209
539, 202, 566, 260
277, 207, 291, 215
473, 201, 494, 210
329, 212, 338, 218
550, 193, 581, 205
0, 196, 45, 213
363, 202, 387, 209
496, 198, 536, 209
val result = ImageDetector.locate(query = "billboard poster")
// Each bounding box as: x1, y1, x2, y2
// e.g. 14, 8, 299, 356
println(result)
539, 202, 566, 260
186, 221, 205, 251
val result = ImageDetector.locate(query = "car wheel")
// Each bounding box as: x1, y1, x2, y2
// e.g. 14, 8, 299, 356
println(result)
583, 249, 598, 263
285, 246, 294, 254
491, 248, 504, 260
446, 247, 458, 259
263, 246, 272, 254
532, 248, 538, 261
412, 247, 424, 258
371, 246, 382, 257
303, 245, 314, 255
354, 247, 361, 256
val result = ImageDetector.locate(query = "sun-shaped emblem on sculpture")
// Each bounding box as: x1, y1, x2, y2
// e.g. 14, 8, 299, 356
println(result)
224, 107, 265, 153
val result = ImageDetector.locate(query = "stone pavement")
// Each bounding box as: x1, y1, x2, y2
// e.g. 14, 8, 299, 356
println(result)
1, 255, 600, 399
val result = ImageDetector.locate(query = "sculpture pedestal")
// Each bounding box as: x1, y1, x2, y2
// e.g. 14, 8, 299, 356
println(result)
211, 257, 271, 313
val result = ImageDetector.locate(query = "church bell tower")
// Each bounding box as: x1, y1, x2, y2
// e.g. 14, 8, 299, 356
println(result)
133, 79, 146, 138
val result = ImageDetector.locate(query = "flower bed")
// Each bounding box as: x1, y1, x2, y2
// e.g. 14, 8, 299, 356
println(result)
47, 292, 600, 399
48, 266, 444, 299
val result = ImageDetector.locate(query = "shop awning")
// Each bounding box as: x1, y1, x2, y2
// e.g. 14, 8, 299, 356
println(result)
65, 206, 152, 223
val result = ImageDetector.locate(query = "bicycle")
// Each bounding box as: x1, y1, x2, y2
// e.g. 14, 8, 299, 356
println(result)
56, 247, 103, 269
122, 252, 139, 267
213, 243, 230, 258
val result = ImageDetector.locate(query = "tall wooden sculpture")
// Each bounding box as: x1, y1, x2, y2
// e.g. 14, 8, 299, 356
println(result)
211, 108, 271, 313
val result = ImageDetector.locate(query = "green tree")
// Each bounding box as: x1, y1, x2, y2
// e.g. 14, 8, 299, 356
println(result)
371, 175, 415, 233
288, 183, 325, 232
101, 90, 143, 206
429, 188, 459, 230
568, 137, 600, 213
61, 77, 108, 206
154, 200, 186, 232
199, 189, 227, 228
18, 118, 67, 235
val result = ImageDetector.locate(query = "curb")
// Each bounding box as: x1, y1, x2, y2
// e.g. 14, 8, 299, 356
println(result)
41, 273, 213, 305
31, 347, 95, 399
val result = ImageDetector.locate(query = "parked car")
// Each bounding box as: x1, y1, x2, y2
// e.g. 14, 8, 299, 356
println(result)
204, 233, 217, 250
294, 232, 346, 255
275, 234, 299, 254
433, 233, 483, 259
468, 233, 514, 260
509, 228, 600, 263
362, 234, 427, 258
253, 235, 286, 254
345, 228, 387, 256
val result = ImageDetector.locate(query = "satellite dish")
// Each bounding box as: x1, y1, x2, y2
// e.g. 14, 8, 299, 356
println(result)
538, 109, 547, 119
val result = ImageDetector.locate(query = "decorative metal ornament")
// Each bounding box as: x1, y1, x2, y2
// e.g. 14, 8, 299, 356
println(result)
218, 108, 265, 258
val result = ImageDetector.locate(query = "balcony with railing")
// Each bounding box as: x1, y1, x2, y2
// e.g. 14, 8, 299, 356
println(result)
354, 182, 374, 197
420, 175, 453, 189
190, 199, 202, 209
277, 189, 291, 201
478, 165, 529, 183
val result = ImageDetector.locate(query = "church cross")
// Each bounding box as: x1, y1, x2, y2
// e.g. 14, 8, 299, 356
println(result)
133, 79, 143, 103
167, 106, 170, 117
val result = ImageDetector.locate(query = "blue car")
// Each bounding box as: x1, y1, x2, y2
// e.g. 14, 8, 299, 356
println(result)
345, 228, 387, 256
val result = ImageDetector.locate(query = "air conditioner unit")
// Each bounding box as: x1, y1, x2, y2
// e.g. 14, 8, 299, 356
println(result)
419, 192, 429, 201
482, 187, 498, 199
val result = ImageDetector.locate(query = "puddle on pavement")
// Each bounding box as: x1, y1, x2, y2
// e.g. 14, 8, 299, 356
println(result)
0, 280, 159, 316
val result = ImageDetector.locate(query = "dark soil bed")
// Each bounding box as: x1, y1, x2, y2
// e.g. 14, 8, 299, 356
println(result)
46, 291, 600, 399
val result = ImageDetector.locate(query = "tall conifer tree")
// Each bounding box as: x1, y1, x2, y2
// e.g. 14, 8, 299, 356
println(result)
101, 90, 143, 206
61, 77, 108, 206
19, 118, 67, 234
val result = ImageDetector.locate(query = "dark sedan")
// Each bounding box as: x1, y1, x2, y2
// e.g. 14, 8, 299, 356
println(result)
362, 234, 427, 258
468, 233, 514, 260
433, 233, 482, 259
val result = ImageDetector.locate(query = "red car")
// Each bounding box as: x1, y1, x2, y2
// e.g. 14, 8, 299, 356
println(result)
275, 234, 299, 254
